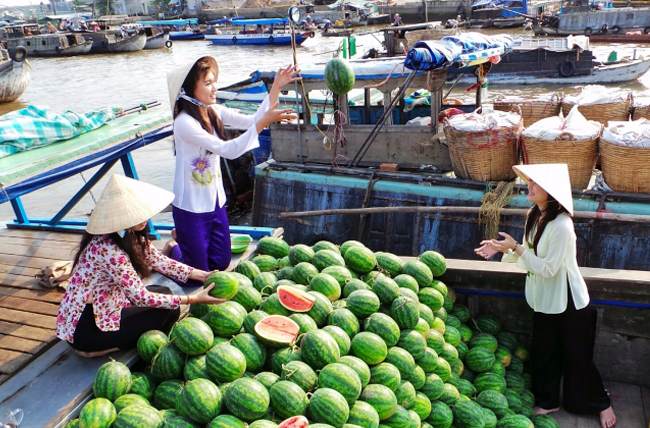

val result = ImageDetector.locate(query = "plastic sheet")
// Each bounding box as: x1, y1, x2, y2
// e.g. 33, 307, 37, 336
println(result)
602, 118, 650, 148
522, 106, 601, 140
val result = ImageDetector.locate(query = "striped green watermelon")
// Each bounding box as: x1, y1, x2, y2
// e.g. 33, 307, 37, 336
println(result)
370, 363, 402, 391
443, 288, 456, 311
470, 333, 498, 352
385, 347, 416, 378
360, 384, 398, 420
425, 330, 445, 354
233, 284, 263, 312
372, 274, 400, 305
289, 244, 315, 265
319, 362, 363, 404
301, 329, 340, 369
401, 260, 433, 288
113, 393, 149, 413
430, 317, 446, 335
260, 293, 291, 316
205, 271, 239, 299
489, 360, 506, 377
237, 260, 262, 281
177, 378, 222, 424
476, 390, 509, 418
276, 267, 295, 281
420, 373, 444, 401
129, 372, 155, 400
430, 281, 448, 300
170, 317, 214, 355
458, 324, 473, 343
340, 240, 365, 256
520, 388, 535, 409
427, 400, 453, 428
279, 257, 291, 270
363, 271, 382, 287
415, 318, 431, 336
509, 356, 524, 374
412, 392, 432, 420
323, 325, 351, 355
203, 301, 246, 337
444, 314, 460, 328
443, 325, 461, 347
456, 341, 469, 360
190, 303, 210, 319
289, 313, 319, 334
153, 379, 183, 409
136, 330, 169, 363
244, 310, 269, 335
206, 343, 247, 382
399, 287, 419, 303
450, 304, 471, 323
418, 251, 447, 277
93, 361, 132, 401
390, 296, 420, 330
348, 400, 380, 428
310, 273, 342, 301
447, 357, 464, 377
183, 355, 208, 381
269, 380, 309, 419
374, 252, 404, 278
351, 332, 388, 365
514, 345, 529, 362
270, 347, 302, 375
465, 346, 496, 373
258, 236, 290, 258
328, 308, 360, 337
344, 245, 377, 274
433, 357, 452, 382
364, 313, 400, 347
531, 415, 560, 428
451, 378, 476, 398
396, 380, 416, 408
398, 330, 427, 360
79, 397, 116, 428
418, 288, 444, 312
497, 415, 534, 428
254, 371, 279, 389
394, 274, 419, 293
292, 262, 320, 285
346, 289, 381, 319
65, 419, 80, 428
497, 331, 518, 351
406, 365, 427, 390
224, 377, 270, 421
158, 409, 197, 428
254, 272, 278, 293
322, 265, 354, 287
339, 355, 371, 387
231, 332, 267, 373
503, 388, 523, 413
313, 240, 340, 253
252, 254, 279, 272
383, 405, 418, 428
440, 342, 460, 362
474, 372, 507, 393
307, 291, 334, 326
495, 346, 512, 368
281, 360, 318, 392
476, 315, 501, 335
438, 383, 460, 405
113, 405, 162, 428
324, 58, 356, 96
505, 371, 525, 392
231, 270, 254, 287
309, 387, 350, 428
452, 398, 484, 428
415, 347, 439, 373
313, 249, 346, 271
483, 408, 498, 428
208, 414, 248, 428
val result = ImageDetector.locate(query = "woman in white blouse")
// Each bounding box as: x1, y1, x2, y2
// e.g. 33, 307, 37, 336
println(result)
165, 56, 297, 282
475, 163, 616, 428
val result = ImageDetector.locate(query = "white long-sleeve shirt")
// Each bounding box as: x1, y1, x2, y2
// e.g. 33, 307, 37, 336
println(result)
172, 96, 270, 213
502, 213, 590, 314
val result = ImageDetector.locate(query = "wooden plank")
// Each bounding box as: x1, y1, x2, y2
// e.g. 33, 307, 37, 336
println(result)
0, 321, 55, 342
0, 263, 41, 277
0, 229, 83, 243
0, 243, 77, 261
0, 349, 32, 374
0, 271, 43, 290
604, 382, 645, 428
0, 374, 8, 384
0, 253, 68, 270
0, 286, 63, 304
0, 308, 56, 330
0, 236, 79, 252
0, 295, 60, 316
0, 334, 47, 354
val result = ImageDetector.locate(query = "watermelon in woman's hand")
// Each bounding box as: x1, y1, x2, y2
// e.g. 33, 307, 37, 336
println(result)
205, 271, 239, 299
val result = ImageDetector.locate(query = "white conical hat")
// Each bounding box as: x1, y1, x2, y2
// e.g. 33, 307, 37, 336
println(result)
512, 163, 574, 215
86, 175, 174, 235
166, 55, 218, 113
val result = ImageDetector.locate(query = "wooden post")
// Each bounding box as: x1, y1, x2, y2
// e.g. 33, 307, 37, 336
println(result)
383, 90, 393, 125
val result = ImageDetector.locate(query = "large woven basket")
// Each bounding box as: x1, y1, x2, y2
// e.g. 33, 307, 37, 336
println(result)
443, 119, 522, 181
600, 139, 650, 193
520, 131, 599, 190
494, 96, 561, 127
562, 98, 631, 125
632, 104, 650, 121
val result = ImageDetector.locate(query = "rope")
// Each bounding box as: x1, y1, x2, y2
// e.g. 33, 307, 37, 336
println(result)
478, 181, 515, 239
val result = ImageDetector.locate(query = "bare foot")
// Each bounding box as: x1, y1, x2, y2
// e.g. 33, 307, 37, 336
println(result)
162, 239, 178, 257
533, 407, 560, 415
600, 406, 616, 428
74, 347, 120, 358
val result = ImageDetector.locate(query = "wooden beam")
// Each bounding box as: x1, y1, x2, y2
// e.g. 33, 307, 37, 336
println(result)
0, 253, 69, 270
0, 350, 32, 375
0, 334, 47, 354
0, 308, 56, 330
0, 296, 60, 316
0, 321, 55, 342
0, 287, 63, 304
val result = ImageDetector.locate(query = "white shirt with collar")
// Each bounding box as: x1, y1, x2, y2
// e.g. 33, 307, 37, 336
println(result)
502, 212, 590, 314
172, 96, 270, 213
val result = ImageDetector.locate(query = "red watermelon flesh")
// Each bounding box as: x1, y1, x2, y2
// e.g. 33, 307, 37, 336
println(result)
277, 285, 315, 312
278, 415, 309, 428
254, 315, 300, 345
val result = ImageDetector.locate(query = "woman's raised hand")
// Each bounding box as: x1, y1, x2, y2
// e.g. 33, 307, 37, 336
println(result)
272, 65, 301, 91
474, 241, 499, 260
474, 232, 518, 259
258, 102, 298, 131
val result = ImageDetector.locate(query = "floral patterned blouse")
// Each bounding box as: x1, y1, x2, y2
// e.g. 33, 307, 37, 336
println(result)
56, 235, 192, 343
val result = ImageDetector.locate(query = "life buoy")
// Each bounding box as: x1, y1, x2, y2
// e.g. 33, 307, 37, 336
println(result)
558, 61, 576, 77
644, 27, 650, 34
308, 31, 315, 38
611, 25, 621, 34
232, 36, 238, 44
165, 40, 173, 48
584, 27, 593, 35
13, 46, 26, 62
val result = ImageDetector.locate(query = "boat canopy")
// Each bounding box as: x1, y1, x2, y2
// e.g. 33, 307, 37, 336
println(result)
327, 0, 373, 9
230, 18, 289, 26
137, 18, 198, 26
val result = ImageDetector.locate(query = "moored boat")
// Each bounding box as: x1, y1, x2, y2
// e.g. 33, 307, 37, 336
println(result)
78, 29, 147, 53
0, 46, 30, 103
0, 24, 92, 57
205, 18, 313, 46
143, 26, 170, 49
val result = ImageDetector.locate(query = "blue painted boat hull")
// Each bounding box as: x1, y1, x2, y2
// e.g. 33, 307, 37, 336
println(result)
169, 31, 204, 40
208, 33, 306, 46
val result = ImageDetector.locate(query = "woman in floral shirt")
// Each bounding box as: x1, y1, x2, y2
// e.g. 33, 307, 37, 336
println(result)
56, 174, 223, 358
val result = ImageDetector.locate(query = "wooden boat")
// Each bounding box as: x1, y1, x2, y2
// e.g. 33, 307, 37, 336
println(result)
0, 24, 92, 57
78, 29, 146, 53
143, 26, 170, 49
205, 18, 312, 46
321, 28, 354, 37
587, 31, 650, 43
0, 46, 30, 103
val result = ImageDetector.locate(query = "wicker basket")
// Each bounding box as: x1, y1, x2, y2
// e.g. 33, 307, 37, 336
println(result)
632, 104, 650, 121
494, 96, 561, 127
520, 131, 599, 190
561, 98, 631, 125
600, 139, 650, 193
443, 118, 522, 181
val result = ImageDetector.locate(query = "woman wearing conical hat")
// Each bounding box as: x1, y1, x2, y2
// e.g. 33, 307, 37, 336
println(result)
55, 175, 224, 358
475, 164, 616, 428
165, 56, 298, 284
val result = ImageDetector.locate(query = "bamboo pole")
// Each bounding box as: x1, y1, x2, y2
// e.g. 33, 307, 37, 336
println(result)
278, 206, 650, 223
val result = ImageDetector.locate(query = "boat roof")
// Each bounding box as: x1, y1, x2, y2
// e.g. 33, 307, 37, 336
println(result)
512, 35, 589, 51
230, 18, 289, 26
381, 21, 443, 32
137, 18, 199, 26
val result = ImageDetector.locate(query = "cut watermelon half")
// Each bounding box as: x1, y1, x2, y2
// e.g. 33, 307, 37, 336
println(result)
278, 416, 309, 428
254, 315, 300, 346
277, 285, 315, 313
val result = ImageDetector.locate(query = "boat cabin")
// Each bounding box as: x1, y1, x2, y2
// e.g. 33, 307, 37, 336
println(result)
0, 24, 44, 39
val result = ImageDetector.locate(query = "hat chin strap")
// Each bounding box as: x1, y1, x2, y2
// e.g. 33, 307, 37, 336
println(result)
177, 89, 215, 108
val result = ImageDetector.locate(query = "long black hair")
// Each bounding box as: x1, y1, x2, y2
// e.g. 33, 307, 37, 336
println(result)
73, 228, 152, 278
524, 194, 569, 254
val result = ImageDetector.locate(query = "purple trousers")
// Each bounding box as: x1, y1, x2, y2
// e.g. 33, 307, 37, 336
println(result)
170, 201, 231, 286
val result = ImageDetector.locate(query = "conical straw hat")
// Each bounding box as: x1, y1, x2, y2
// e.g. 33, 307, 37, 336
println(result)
512, 163, 574, 216
166, 55, 218, 113
86, 175, 174, 235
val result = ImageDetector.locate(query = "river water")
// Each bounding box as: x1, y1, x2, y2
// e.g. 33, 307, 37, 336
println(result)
2, 32, 650, 223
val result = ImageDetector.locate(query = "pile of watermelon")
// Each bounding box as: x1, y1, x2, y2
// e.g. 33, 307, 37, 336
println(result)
67, 237, 560, 428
